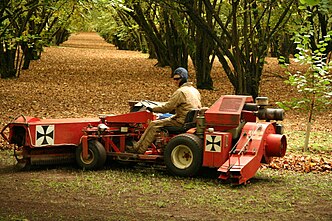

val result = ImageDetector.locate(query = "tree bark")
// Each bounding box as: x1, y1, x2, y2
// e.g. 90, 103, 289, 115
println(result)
181, 0, 295, 98
126, 3, 170, 67
192, 0, 213, 89
0, 43, 17, 78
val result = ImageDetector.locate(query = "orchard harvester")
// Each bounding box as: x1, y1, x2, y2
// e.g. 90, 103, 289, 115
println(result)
1, 95, 286, 184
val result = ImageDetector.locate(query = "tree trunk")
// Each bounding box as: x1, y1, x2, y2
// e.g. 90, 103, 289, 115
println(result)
194, 40, 214, 90
184, 0, 213, 89
303, 92, 315, 152
126, 3, 170, 67
0, 43, 17, 78
162, 9, 188, 71
304, 122, 311, 152
194, 0, 213, 89
54, 28, 69, 46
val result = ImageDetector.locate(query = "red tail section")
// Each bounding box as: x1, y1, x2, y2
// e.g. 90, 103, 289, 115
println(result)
218, 122, 285, 184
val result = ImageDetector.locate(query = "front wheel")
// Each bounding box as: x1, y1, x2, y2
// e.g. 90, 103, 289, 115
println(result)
76, 140, 106, 170
164, 133, 203, 177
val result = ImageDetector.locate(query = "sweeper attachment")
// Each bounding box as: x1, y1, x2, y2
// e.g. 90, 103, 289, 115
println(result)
1, 95, 286, 184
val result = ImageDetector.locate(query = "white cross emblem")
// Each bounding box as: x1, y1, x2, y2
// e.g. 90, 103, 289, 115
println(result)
36, 125, 54, 146
205, 135, 222, 152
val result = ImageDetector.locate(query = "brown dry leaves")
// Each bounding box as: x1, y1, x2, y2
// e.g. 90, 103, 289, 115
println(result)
0, 32, 331, 172
267, 154, 332, 173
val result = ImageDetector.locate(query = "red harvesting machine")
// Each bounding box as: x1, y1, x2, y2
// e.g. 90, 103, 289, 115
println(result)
1, 95, 286, 184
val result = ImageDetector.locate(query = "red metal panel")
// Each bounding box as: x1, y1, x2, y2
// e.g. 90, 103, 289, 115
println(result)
104, 111, 155, 124
205, 95, 253, 129
202, 131, 232, 168
241, 110, 257, 122
218, 122, 280, 184
203, 152, 214, 167
26, 118, 99, 125
19, 118, 99, 147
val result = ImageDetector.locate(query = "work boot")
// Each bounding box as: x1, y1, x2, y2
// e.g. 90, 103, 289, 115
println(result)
125, 144, 138, 153
137, 145, 148, 154
126, 143, 147, 154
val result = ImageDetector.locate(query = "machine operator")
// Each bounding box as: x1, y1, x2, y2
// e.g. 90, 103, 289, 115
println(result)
126, 67, 202, 154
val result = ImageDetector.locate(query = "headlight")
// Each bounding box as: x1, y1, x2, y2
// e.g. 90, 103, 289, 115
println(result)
98, 123, 108, 132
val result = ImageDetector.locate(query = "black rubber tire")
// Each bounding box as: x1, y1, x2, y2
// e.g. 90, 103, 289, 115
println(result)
164, 133, 203, 177
76, 140, 106, 170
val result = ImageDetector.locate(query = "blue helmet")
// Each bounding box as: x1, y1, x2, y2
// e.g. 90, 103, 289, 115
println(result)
173, 67, 188, 80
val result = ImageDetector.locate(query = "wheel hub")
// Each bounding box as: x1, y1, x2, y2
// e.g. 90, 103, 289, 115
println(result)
171, 145, 193, 169
80, 149, 94, 164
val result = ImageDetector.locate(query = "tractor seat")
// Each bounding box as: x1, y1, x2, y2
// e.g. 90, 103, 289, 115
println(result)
163, 109, 200, 134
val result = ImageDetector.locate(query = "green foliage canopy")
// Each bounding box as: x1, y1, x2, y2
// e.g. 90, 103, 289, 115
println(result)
0, 0, 83, 78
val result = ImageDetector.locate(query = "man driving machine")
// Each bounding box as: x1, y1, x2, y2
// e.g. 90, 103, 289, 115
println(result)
127, 67, 201, 154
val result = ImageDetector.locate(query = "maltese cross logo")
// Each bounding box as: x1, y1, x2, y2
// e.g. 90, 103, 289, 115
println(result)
36, 125, 54, 146
205, 135, 222, 152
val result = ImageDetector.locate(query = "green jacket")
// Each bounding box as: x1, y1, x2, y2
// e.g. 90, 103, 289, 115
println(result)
152, 82, 201, 124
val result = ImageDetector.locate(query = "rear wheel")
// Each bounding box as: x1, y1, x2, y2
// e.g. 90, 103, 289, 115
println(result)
164, 133, 203, 177
76, 140, 106, 170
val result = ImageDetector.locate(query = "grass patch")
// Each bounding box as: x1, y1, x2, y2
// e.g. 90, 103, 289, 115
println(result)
0, 149, 17, 166
0, 131, 331, 220
285, 130, 332, 153
0, 151, 331, 220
